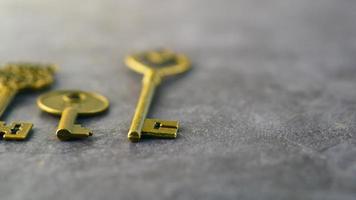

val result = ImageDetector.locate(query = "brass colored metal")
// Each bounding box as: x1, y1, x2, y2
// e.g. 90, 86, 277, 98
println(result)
0, 63, 56, 140
37, 90, 109, 141
142, 119, 179, 138
125, 49, 190, 142
0, 122, 33, 140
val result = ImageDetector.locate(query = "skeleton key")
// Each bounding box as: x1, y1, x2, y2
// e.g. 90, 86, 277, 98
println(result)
37, 90, 109, 141
125, 49, 190, 142
0, 63, 56, 140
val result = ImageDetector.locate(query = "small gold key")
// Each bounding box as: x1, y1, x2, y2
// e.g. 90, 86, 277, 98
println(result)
37, 90, 109, 141
0, 63, 56, 140
125, 49, 190, 142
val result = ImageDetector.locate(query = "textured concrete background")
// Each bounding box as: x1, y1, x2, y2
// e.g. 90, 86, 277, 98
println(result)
0, 0, 356, 199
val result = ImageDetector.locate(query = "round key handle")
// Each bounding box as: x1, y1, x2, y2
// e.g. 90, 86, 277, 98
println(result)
37, 90, 109, 116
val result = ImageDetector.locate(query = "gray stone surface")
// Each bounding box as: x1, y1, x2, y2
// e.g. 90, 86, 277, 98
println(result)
0, 0, 356, 199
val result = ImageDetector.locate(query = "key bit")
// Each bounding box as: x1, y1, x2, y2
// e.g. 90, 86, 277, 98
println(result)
142, 119, 179, 138
37, 90, 109, 141
0, 122, 33, 140
57, 124, 92, 141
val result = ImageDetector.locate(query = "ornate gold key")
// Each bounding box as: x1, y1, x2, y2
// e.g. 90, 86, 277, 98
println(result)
126, 49, 190, 142
37, 90, 109, 141
0, 63, 56, 140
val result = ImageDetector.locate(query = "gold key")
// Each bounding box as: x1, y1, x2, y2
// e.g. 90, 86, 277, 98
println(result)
125, 49, 190, 142
0, 63, 56, 140
37, 90, 109, 141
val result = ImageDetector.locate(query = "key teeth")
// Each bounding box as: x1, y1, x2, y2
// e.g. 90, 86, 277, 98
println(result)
141, 119, 179, 139
56, 124, 92, 141
0, 121, 33, 140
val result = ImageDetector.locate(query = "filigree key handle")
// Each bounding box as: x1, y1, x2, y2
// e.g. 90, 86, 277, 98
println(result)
126, 49, 190, 142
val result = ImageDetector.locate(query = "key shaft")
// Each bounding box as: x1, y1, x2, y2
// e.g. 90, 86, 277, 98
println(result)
128, 71, 159, 142
0, 86, 17, 118
58, 106, 78, 131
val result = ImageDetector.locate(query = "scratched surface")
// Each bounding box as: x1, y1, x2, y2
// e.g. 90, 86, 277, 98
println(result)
0, 0, 356, 199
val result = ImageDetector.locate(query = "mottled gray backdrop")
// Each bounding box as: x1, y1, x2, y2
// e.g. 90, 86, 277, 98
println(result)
0, 0, 356, 200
